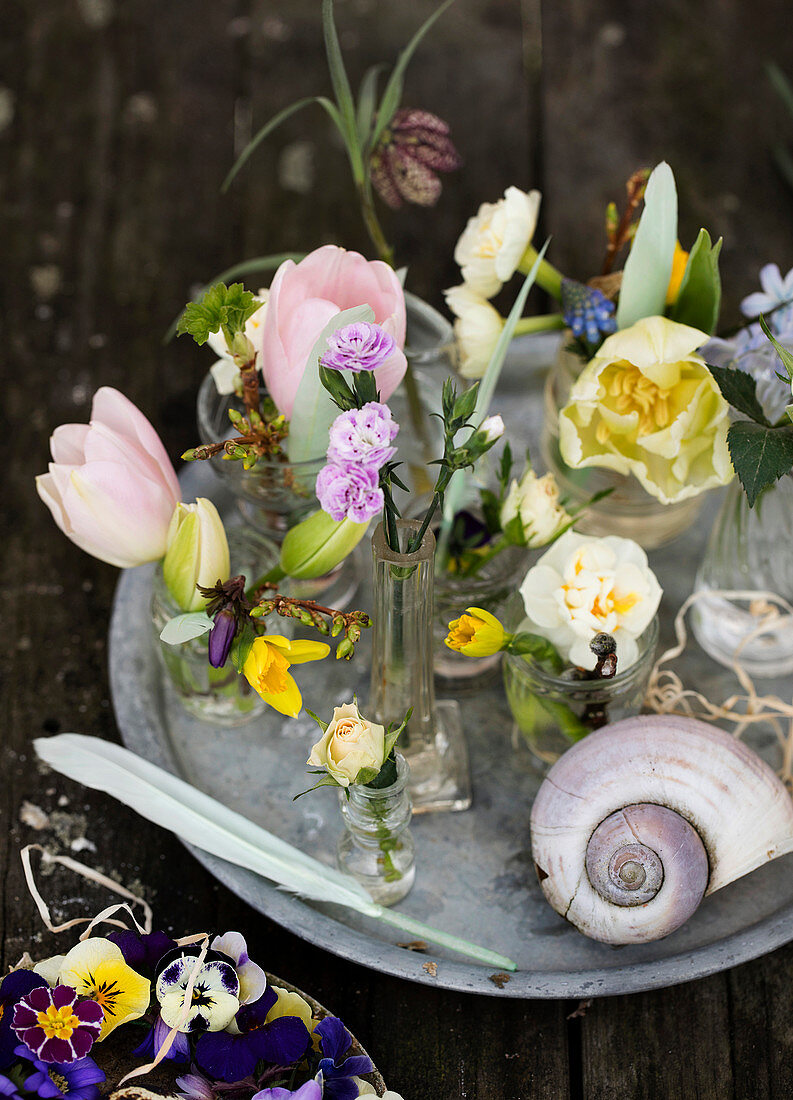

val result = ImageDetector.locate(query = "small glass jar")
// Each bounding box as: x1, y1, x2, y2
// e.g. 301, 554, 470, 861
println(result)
150, 526, 278, 726
503, 617, 659, 768
540, 340, 703, 549
336, 753, 416, 906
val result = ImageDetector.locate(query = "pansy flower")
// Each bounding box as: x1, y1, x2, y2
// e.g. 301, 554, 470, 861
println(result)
252, 1078, 323, 1100
107, 929, 177, 976
0, 1073, 22, 1100
132, 1013, 189, 1064
14, 1046, 104, 1100
12, 986, 102, 1064
314, 1017, 374, 1100
194, 986, 310, 1083
155, 949, 239, 1035
0, 970, 48, 1069
210, 933, 266, 1006
175, 1068, 217, 1100
56, 939, 150, 1041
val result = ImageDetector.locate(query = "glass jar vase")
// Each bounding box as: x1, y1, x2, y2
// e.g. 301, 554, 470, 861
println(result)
503, 617, 659, 769
692, 475, 793, 676
368, 519, 471, 813
540, 340, 704, 549
336, 753, 416, 906
150, 525, 278, 726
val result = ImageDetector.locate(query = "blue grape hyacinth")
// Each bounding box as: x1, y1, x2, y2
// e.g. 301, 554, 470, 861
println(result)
561, 278, 617, 347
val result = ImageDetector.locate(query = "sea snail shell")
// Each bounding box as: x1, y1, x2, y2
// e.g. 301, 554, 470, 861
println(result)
530, 715, 793, 944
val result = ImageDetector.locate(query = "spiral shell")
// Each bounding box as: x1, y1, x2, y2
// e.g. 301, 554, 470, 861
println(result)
530, 715, 793, 944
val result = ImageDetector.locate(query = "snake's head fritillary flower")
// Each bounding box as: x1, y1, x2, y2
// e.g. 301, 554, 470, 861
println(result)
12, 985, 103, 1064
370, 108, 462, 210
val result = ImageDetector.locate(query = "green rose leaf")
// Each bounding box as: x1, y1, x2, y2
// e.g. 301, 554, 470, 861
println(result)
727, 420, 793, 506
176, 282, 259, 346
707, 365, 770, 426
669, 228, 722, 334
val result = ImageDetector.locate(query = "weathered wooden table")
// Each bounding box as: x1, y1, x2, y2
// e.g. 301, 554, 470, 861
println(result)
4, 2, 793, 1096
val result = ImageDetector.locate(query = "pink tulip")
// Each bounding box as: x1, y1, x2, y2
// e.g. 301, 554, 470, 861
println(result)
260, 245, 407, 418
36, 387, 181, 568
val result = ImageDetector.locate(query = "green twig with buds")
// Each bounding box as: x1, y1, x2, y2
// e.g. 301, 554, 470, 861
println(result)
601, 168, 650, 276
251, 586, 372, 660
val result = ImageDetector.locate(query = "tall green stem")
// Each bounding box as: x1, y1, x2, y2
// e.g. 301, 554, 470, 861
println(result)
357, 181, 394, 267
518, 246, 565, 300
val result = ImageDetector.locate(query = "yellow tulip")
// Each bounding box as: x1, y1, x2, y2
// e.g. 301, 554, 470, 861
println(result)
242, 635, 329, 717
445, 606, 507, 657
665, 242, 689, 306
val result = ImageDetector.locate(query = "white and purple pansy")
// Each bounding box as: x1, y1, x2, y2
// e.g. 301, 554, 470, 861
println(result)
11, 985, 103, 1064
210, 932, 266, 1007
155, 949, 240, 1035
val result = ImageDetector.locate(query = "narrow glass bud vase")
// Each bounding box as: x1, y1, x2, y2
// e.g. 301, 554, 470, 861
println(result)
336, 753, 416, 906
369, 519, 472, 813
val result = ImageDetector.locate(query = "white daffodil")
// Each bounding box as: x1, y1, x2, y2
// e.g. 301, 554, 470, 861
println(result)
454, 186, 541, 298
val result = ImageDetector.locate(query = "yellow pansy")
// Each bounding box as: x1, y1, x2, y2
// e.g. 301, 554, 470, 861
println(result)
445, 607, 507, 657
665, 241, 689, 305
559, 316, 732, 505
265, 987, 315, 1033
242, 635, 330, 718
57, 938, 151, 1040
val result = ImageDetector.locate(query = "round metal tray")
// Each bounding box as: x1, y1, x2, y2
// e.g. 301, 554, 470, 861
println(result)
109, 339, 793, 998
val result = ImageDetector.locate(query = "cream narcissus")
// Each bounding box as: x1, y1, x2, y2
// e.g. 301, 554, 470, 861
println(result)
558, 316, 732, 505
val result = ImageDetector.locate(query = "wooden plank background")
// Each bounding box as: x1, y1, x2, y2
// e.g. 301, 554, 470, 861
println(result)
3, 1, 793, 1096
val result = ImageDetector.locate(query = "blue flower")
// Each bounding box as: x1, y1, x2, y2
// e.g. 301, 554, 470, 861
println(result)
132, 1014, 189, 1064
0, 1074, 22, 1100
108, 929, 177, 975
741, 263, 793, 319
561, 279, 617, 348
253, 1077, 323, 1100
14, 1048, 104, 1100
0, 971, 48, 1070
314, 1017, 373, 1100
194, 987, 310, 1084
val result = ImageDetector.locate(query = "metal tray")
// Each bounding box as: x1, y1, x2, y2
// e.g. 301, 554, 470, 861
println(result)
109, 338, 793, 998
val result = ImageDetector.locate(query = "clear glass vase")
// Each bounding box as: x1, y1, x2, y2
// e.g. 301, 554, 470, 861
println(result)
368, 519, 471, 813
336, 753, 416, 906
692, 475, 793, 676
503, 616, 659, 769
150, 526, 278, 726
540, 340, 704, 549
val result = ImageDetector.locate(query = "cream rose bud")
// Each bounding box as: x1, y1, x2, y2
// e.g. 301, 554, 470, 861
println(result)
454, 186, 541, 298
519, 530, 662, 672
307, 702, 386, 787
444, 285, 503, 379
500, 468, 570, 547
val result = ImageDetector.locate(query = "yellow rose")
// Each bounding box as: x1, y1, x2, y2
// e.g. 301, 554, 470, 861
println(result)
558, 315, 733, 505
307, 702, 386, 787
445, 606, 506, 657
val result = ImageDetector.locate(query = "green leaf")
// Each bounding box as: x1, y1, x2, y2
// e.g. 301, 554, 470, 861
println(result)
159, 612, 213, 645
371, 0, 459, 149
760, 315, 793, 382
353, 766, 380, 786
357, 63, 387, 147
616, 162, 678, 329
365, 751, 399, 789
502, 514, 527, 547
452, 383, 479, 424
383, 706, 412, 760
305, 708, 329, 735
498, 441, 513, 493
293, 774, 343, 800
222, 96, 344, 192
707, 365, 770, 425
230, 620, 256, 673
727, 420, 793, 506
176, 282, 258, 346
669, 228, 722, 334
509, 632, 565, 673
321, 0, 364, 180
287, 305, 375, 463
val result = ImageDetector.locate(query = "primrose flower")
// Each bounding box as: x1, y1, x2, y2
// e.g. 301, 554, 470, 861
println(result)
307, 702, 386, 788
163, 499, 231, 613
327, 403, 399, 470
12, 986, 103, 1064
207, 290, 268, 395
316, 462, 383, 524
0, 971, 48, 1070
741, 263, 793, 319
370, 107, 462, 210
559, 316, 732, 504
56, 938, 151, 1041
519, 530, 661, 671
243, 635, 330, 718
16, 1049, 105, 1100
321, 322, 399, 375
444, 285, 503, 379
560, 279, 617, 346
445, 607, 507, 658
454, 186, 541, 298
210, 932, 266, 1006
156, 950, 239, 1034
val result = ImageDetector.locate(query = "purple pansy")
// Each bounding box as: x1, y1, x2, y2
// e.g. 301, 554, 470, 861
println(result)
14, 1047, 104, 1100
314, 1017, 373, 1100
107, 929, 177, 975
316, 462, 383, 524
327, 403, 399, 470
194, 986, 310, 1084
132, 1013, 190, 1064
0, 970, 48, 1070
12, 986, 102, 1065
252, 1079, 323, 1100
321, 322, 397, 374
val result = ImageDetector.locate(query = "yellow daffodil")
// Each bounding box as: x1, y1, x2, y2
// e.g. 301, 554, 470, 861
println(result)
242, 635, 330, 717
665, 242, 689, 305
559, 316, 732, 505
57, 938, 151, 1040
445, 607, 507, 657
